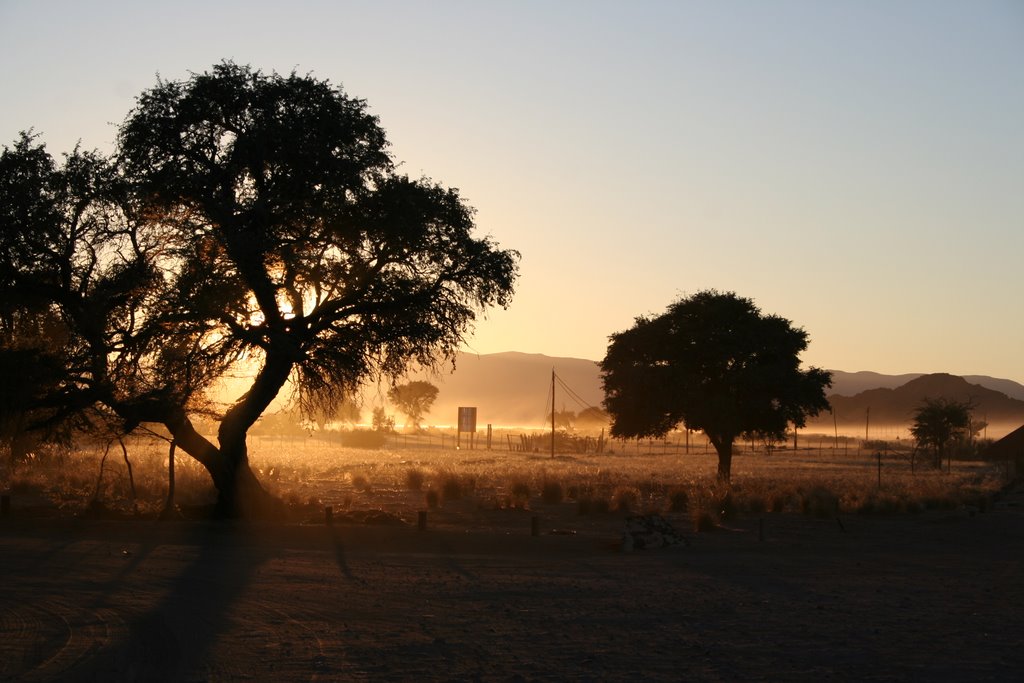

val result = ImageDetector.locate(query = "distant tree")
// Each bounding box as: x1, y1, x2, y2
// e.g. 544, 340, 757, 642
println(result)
600, 290, 832, 481
387, 381, 439, 430
910, 397, 974, 469
0, 62, 518, 515
545, 408, 576, 431
371, 406, 395, 433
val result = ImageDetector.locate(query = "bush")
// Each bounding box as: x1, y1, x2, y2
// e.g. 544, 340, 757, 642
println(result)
611, 486, 641, 514
692, 508, 718, 532
510, 481, 531, 508
541, 480, 564, 505
404, 467, 426, 491
440, 471, 473, 501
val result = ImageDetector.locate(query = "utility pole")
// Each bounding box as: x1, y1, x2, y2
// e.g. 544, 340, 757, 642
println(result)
551, 368, 556, 458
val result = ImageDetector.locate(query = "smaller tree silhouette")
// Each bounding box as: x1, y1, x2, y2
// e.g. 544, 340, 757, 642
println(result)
910, 397, 973, 469
387, 381, 438, 430
601, 290, 832, 481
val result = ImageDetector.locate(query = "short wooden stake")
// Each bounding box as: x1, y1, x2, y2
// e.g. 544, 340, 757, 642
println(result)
418, 510, 427, 531
758, 516, 764, 542
325, 506, 333, 525
531, 515, 540, 537
1, 495, 9, 517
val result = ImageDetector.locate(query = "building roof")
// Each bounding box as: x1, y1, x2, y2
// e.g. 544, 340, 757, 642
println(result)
986, 424, 1024, 459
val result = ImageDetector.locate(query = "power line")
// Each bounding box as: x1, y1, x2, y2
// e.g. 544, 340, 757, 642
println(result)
553, 372, 600, 412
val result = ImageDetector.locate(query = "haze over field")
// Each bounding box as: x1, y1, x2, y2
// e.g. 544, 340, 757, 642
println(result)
379, 352, 1024, 439
2, 1, 1021, 384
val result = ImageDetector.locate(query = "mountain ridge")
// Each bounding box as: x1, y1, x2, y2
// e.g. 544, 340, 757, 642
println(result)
407, 352, 1024, 431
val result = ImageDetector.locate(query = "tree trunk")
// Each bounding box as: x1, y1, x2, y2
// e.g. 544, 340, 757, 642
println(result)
710, 434, 734, 482
162, 404, 281, 518
210, 448, 279, 518
211, 351, 295, 517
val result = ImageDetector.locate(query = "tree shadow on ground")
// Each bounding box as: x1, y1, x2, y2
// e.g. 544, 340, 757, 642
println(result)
81, 523, 275, 680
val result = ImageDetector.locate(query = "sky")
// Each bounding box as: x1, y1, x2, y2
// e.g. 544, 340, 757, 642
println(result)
2, 1, 1022, 382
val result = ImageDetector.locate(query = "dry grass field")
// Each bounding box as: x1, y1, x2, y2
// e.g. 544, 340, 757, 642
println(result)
1, 433, 1021, 681
2, 430, 1006, 524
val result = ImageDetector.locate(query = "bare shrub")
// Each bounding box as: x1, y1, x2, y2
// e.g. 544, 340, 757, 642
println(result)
439, 470, 474, 501
510, 481, 531, 508
404, 467, 426, 491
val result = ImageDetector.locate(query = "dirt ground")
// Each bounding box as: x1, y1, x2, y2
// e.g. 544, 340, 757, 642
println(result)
1, 489, 1022, 682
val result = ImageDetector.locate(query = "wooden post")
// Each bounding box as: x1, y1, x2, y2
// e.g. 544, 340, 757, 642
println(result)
418, 510, 427, 531
325, 506, 334, 525
1, 494, 9, 517
531, 515, 540, 537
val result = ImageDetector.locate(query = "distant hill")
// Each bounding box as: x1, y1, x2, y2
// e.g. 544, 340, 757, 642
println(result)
829, 370, 1024, 401
814, 373, 1024, 436
827, 371, 923, 397
394, 352, 1024, 432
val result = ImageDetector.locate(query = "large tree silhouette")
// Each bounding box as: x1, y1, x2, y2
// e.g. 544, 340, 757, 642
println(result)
0, 63, 518, 514
600, 291, 831, 481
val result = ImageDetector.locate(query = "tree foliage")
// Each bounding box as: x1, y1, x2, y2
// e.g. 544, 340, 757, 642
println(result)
910, 397, 974, 468
387, 381, 439, 430
600, 290, 831, 481
0, 62, 518, 514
